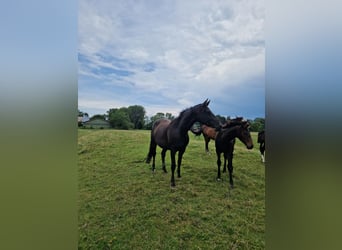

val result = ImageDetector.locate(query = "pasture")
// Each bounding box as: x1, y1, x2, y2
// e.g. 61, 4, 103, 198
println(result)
78, 129, 265, 249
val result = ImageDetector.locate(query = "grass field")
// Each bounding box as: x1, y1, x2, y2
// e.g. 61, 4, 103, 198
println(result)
78, 129, 265, 249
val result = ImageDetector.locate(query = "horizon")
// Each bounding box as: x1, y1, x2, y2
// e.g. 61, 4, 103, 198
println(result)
79, 101, 265, 121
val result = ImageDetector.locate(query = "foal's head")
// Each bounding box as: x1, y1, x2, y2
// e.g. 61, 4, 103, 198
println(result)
236, 120, 254, 149
193, 99, 221, 131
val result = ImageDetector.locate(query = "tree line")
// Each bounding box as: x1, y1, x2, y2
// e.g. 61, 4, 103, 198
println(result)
78, 105, 265, 132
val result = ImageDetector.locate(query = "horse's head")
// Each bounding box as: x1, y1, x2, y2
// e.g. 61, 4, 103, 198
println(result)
194, 99, 221, 131
236, 120, 254, 149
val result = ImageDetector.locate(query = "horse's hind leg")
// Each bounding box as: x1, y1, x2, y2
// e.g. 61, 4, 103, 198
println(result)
161, 148, 167, 173
146, 138, 157, 172
152, 153, 156, 172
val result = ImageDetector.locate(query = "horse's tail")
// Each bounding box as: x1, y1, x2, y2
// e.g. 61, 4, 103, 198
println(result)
145, 134, 156, 164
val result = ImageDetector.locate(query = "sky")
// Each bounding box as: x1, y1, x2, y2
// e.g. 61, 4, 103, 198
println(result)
78, 0, 265, 119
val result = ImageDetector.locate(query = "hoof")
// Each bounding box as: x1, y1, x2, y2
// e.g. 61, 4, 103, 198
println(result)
162, 168, 167, 173
170, 183, 176, 188
177, 175, 181, 178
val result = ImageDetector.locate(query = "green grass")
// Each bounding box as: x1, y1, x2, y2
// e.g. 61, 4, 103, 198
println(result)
78, 129, 265, 249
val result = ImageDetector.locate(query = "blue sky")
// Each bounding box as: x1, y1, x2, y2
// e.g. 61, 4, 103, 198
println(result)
78, 0, 265, 119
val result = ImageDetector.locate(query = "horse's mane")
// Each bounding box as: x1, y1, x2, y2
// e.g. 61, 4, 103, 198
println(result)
223, 117, 242, 127
223, 117, 249, 129
177, 108, 190, 119
173, 103, 203, 122
177, 104, 200, 119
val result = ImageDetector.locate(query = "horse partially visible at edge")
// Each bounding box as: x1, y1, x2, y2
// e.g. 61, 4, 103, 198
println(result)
145, 99, 221, 187
257, 130, 265, 163
215, 118, 254, 189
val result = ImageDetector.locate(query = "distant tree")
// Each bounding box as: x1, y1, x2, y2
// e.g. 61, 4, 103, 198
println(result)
216, 115, 227, 124
144, 112, 166, 130
165, 112, 175, 120
249, 117, 265, 132
90, 114, 106, 120
127, 105, 146, 129
143, 115, 151, 130
78, 109, 89, 127
151, 112, 166, 123
107, 108, 133, 129
78, 109, 89, 117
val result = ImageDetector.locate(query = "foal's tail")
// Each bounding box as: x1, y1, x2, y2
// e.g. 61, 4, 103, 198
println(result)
145, 136, 156, 164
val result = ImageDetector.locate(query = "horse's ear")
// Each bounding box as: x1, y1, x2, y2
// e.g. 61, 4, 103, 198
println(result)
203, 99, 210, 106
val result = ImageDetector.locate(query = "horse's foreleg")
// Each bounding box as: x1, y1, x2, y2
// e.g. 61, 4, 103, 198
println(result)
177, 149, 185, 178
216, 151, 221, 180
170, 150, 176, 187
161, 148, 167, 173
227, 152, 234, 188
223, 153, 227, 173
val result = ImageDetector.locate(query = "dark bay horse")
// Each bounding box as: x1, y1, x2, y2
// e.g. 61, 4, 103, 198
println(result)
215, 118, 253, 188
257, 130, 265, 163
146, 99, 221, 187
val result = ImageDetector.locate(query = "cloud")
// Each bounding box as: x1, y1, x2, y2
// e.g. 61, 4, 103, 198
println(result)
78, 0, 265, 118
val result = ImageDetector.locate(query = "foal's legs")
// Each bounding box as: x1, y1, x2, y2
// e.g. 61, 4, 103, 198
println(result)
161, 148, 168, 173
216, 151, 222, 180
223, 140, 234, 173
204, 136, 210, 154
227, 153, 234, 188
